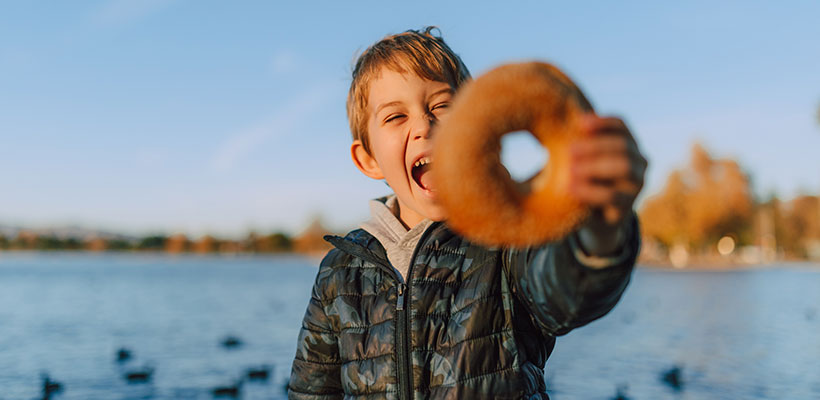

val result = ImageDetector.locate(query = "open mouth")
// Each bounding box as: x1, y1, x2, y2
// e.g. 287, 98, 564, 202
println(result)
411, 156, 434, 192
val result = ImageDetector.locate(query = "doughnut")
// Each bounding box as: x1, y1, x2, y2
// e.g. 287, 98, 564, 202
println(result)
432, 61, 594, 246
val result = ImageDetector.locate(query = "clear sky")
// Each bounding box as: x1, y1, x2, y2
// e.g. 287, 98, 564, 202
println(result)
2, 1, 819, 237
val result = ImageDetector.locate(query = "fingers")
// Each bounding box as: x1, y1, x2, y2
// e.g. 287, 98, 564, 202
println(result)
571, 135, 628, 158
579, 114, 644, 157
573, 114, 648, 186
572, 152, 631, 181
570, 115, 647, 225
570, 176, 642, 207
571, 141, 646, 189
580, 114, 629, 137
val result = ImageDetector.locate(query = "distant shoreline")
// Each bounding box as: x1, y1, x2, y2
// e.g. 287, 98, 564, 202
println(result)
638, 261, 820, 271
2, 249, 818, 270
0, 249, 319, 257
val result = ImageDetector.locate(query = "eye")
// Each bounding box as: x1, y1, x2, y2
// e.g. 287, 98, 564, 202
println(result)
430, 102, 450, 114
384, 114, 405, 124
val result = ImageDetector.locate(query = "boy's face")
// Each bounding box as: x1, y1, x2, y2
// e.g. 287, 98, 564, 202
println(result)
351, 67, 453, 227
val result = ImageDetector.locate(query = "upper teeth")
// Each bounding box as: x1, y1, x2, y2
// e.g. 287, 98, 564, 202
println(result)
414, 157, 431, 168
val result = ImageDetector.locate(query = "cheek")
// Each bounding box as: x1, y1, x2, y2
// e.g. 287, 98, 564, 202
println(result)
374, 135, 407, 167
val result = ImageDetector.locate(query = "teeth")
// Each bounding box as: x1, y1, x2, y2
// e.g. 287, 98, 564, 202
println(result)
413, 157, 432, 168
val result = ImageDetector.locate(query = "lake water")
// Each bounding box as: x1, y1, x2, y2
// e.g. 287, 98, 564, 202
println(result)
0, 252, 817, 400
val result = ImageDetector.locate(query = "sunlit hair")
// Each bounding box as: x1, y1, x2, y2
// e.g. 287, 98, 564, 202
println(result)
347, 26, 471, 154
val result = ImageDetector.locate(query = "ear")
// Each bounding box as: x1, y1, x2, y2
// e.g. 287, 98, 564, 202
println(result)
351, 140, 384, 180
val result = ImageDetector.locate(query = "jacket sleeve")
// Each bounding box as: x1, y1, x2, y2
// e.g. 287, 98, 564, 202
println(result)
502, 212, 640, 337
288, 252, 344, 400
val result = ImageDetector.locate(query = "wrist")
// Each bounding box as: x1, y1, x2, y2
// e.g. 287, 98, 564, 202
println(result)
576, 215, 631, 257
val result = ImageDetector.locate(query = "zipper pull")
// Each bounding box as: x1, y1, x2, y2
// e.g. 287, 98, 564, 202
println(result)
396, 283, 406, 311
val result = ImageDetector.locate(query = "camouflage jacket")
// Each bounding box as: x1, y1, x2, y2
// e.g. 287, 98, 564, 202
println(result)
288, 217, 639, 399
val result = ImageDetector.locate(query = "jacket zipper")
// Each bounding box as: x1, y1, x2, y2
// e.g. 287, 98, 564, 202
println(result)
395, 282, 409, 400
395, 222, 438, 400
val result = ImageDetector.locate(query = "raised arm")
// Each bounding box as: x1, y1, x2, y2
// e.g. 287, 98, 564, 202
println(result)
502, 113, 646, 336
503, 212, 640, 337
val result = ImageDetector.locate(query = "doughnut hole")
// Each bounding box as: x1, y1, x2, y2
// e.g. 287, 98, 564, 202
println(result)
500, 130, 549, 184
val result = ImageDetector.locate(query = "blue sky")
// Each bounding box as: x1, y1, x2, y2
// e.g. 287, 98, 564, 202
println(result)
1, 1, 819, 237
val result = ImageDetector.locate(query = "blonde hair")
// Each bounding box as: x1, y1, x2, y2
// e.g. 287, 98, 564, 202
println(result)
347, 27, 471, 154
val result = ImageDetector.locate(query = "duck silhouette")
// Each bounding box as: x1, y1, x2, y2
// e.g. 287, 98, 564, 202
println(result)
124, 366, 154, 384
246, 365, 272, 381
220, 336, 242, 349
212, 378, 243, 398
41, 373, 63, 400
116, 347, 132, 363
661, 365, 684, 391
611, 384, 630, 400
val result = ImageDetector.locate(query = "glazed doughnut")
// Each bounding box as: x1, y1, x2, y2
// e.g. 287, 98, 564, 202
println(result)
433, 62, 594, 246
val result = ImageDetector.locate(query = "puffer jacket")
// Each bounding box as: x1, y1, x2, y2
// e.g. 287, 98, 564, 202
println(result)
288, 216, 639, 399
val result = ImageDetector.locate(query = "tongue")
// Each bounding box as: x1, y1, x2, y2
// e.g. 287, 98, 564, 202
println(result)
419, 170, 433, 191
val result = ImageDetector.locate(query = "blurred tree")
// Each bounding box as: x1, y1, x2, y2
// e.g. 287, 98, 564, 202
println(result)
244, 232, 260, 253
268, 232, 292, 252
34, 236, 62, 250
64, 238, 82, 250
640, 143, 755, 253
106, 239, 133, 251
779, 195, 820, 258
12, 231, 36, 249
137, 235, 168, 250
86, 238, 107, 252
243, 231, 293, 253
165, 234, 190, 253
641, 171, 689, 247
193, 235, 220, 253
293, 218, 333, 254
0, 235, 8, 249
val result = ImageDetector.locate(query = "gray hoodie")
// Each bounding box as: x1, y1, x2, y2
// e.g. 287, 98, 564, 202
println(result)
360, 195, 631, 278
359, 195, 434, 281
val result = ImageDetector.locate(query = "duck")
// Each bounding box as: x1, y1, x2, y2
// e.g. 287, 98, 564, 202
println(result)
246, 365, 272, 381
41, 373, 63, 399
661, 365, 683, 391
116, 347, 132, 363
124, 366, 154, 384
611, 384, 630, 400
212, 379, 242, 398
220, 335, 242, 349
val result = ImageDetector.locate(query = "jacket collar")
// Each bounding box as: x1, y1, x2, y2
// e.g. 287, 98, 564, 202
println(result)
324, 220, 449, 270
323, 229, 391, 269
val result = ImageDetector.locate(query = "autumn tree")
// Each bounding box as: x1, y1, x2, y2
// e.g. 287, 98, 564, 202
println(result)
640, 143, 755, 252
778, 195, 820, 257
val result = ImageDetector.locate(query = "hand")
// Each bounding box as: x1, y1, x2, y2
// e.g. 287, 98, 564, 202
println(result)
569, 114, 647, 256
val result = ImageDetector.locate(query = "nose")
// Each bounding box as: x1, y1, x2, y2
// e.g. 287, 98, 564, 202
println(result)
411, 112, 437, 140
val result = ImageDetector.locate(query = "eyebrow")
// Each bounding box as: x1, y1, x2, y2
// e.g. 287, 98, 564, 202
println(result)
374, 88, 454, 116
375, 101, 402, 116
428, 87, 454, 99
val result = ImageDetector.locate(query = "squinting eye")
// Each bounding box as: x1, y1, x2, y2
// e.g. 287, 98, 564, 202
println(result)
431, 103, 450, 112
385, 114, 405, 124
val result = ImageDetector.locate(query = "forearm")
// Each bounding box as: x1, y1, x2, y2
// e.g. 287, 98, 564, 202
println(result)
572, 209, 637, 267
505, 213, 640, 336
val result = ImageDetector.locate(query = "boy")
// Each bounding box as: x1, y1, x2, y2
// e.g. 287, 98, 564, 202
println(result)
288, 27, 646, 399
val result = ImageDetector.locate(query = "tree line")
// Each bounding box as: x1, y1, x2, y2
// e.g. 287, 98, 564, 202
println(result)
639, 143, 820, 263
0, 218, 338, 255
0, 231, 295, 253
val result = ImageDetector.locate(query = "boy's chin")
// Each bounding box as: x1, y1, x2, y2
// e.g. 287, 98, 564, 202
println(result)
424, 206, 447, 222
396, 192, 447, 223
418, 199, 448, 222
